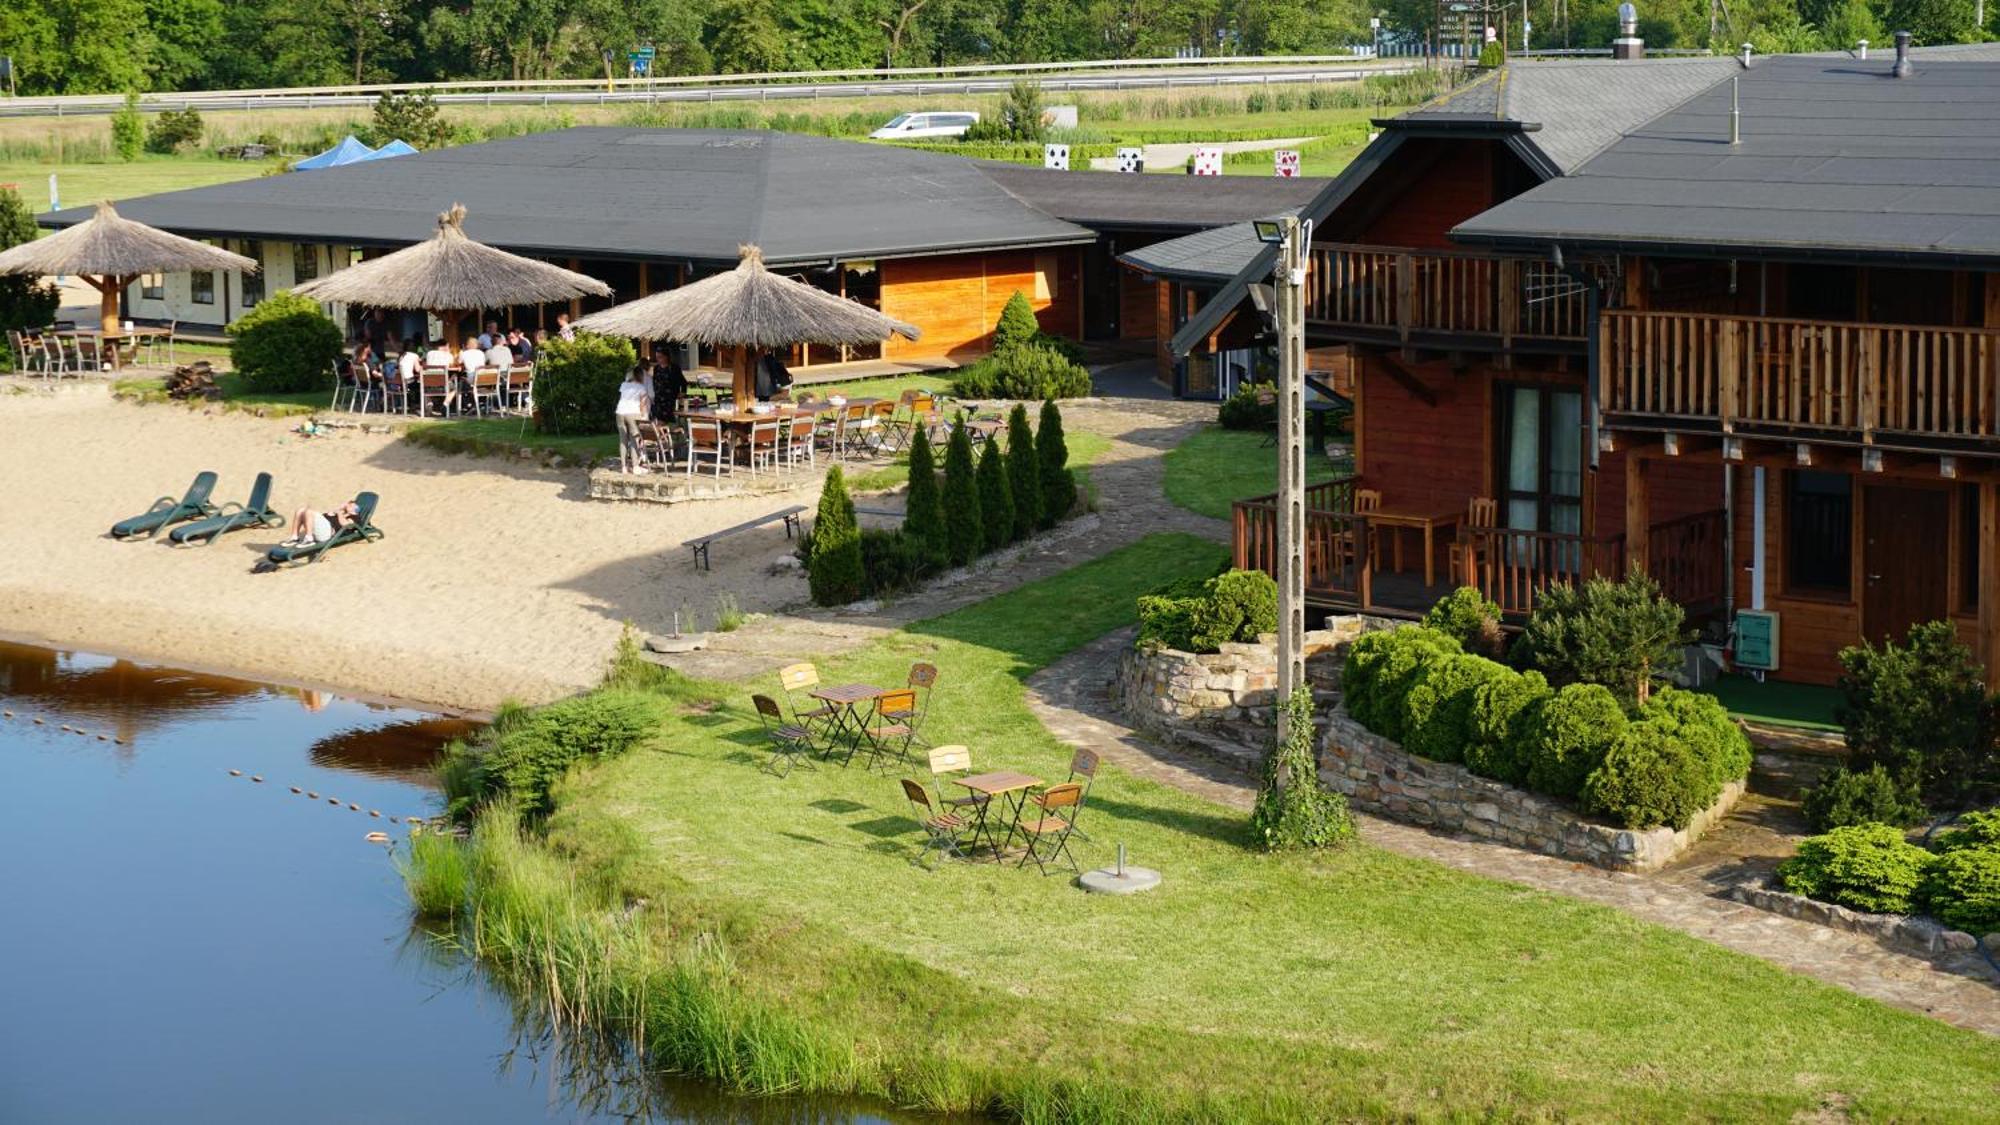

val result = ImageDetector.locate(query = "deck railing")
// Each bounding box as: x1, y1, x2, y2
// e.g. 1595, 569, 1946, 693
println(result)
1232, 476, 1372, 607
1645, 508, 1728, 610
1458, 526, 1626, 617
1307, 244, 1589, 344
1601, 309, 2000, 444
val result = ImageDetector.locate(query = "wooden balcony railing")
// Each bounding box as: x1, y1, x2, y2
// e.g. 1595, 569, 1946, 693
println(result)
1602, 309, 2000, 445
1645, 508, 1727, 610
1307, 244, 1589, 345
1458, 526, 1626, 617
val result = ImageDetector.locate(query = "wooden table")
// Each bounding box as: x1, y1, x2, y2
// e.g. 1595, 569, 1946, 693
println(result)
1369, 506, 1461, 588
953, 769, 1043, 858
807, 682, 883, 761
100, 328, 168, 369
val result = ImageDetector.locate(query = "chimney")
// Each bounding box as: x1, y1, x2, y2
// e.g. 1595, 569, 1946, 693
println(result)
1612, 2, 1644, 59
1892, 30, 1914, 77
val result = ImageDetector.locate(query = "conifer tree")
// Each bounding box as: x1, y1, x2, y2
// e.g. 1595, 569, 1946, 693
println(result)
902, 424, 946, 563
942, 417, 982, 566
976, 436, 1015, 554
1006, 403, 1041, 539
993, 290, 1040, 352
807, 465, 863, 605
1036, 399, 1075, 528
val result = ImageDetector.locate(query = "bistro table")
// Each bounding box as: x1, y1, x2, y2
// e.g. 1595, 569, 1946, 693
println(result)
953, 769, 1044, 859
1369, 506, 1461, 588
807, 682, 884, 762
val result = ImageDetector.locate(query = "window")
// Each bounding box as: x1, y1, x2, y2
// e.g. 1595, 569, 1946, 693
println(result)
140, 273, 164, 301
190, 271, 214, 305
293, 243, 319, 283
238, 241, 264, 307
1496, 384, 1583, 537
1786, 471, 1852, 595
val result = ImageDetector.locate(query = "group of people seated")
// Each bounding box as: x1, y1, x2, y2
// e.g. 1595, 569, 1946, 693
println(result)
343, 316, 543, 385
611, 348, 804, 473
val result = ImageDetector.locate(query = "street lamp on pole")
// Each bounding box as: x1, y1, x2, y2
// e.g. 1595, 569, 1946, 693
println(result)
1253, 215, 1311, 749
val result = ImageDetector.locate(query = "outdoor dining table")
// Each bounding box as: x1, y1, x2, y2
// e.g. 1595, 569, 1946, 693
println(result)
952, 769, 1044, 859
1370, 506, 1462, 588
806, 682, 884, 761
100, 327, 169, 368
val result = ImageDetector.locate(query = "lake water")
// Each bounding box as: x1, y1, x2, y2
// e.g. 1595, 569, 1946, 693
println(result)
0, 639, 896, 1124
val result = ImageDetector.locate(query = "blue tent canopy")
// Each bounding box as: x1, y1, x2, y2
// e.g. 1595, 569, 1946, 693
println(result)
360, 140, 419, 161
293, 135, 376, 171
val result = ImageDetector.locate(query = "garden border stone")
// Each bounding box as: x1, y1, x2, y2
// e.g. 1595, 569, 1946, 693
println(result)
1722, 882, 1990, 957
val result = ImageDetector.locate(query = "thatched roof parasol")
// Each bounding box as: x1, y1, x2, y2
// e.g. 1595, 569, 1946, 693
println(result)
0, 200, 256, 335
292, 203, 611, 342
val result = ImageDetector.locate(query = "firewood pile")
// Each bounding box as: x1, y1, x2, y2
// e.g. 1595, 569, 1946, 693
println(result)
164, 361, 221, 401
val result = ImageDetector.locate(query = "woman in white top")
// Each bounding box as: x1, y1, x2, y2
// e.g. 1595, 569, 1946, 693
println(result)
614, 366, 652, 473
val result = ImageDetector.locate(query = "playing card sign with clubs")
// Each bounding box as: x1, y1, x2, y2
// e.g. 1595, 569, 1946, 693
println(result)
1044, 143, 1070, 171
1191, 147, 1223, 176
1274, 149, 1301, 178
1115, 146, 1144, 174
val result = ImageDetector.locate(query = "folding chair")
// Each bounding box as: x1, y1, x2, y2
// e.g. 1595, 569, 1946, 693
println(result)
1060, 747, 1101, 842
777, 662, 839, 744
927, 744, 990, 823
858, 689, 919, 771
878, 663, 936, 744
752, 694, 817, 778
900, 778, 968, 869
1016, 782, 1084, 875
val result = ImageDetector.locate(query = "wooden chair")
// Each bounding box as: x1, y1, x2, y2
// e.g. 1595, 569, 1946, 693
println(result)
878, 662, 937, 741
418, 367, 457, 417
838, 401, 879, 460
859, 689, 919, 771
777, 661, 838, 740
685, 418, 728, 481
331, 361, 363, 412
634, 421, 675, 470
752, 694, 817, 778
1339, 488, 1383, 572
746, 418, 782, 475
782, 415, 817, 472
503, 364, 534, 414
926, 744, 990, 822
469, 367, 504, 415
1016, 782, 1085, 875
900, 778, 968, 869
1059, 747, 1100, 842
1448, 496, 1499, 584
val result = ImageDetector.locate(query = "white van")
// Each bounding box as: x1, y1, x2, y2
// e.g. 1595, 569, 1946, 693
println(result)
868, 111, 981, 140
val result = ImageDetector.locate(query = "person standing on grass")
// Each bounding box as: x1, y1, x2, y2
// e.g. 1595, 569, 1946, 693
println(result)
615, 365, 652, 474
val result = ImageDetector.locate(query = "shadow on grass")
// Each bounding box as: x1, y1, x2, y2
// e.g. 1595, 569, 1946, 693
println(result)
808, 798, 869, 814
1087, 794, 1253, 848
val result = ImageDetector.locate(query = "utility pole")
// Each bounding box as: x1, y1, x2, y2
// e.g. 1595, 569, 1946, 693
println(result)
1256, 215, 1310, 751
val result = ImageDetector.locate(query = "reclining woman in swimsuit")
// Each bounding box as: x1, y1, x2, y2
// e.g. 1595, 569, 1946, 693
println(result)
280, 500, 359, 548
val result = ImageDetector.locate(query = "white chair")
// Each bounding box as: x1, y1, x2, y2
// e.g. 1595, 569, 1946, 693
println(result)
782, 415, 816, 472
418, 367, 457, 417
469, 367, 504, 416
503, 364, 533, 415
41, 334, 67, 378
330, 362, 360, 411
746, 418, 781, 475
685, 418, 727, 482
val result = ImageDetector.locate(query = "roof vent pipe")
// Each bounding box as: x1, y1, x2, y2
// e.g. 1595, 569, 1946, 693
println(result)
1613, 2, 1645, 58
1857, 38, 1868, 59
1740, 42, 1754, 67
1892, 30, 1913, 77
1730, 77, 1741, 145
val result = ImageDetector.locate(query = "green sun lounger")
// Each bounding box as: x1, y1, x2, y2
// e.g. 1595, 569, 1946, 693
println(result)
111, 471, 219, 539
264, 492, 382, 566
168, 472, 284, 546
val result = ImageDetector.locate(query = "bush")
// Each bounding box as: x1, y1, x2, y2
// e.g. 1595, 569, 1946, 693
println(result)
532, 332, 633, 434
111, 93, 144, 162
1135, 576, 1209, 652
999, 78, 1047, 142
1466, 669, 1551, 785
145, 107, 204, 154
1641, 687, 1753, 789
1423, 587, 1505, 659
857, 527, 940, 598
1934, 808, 2000, 853
1516, 573, 1690, 708
1217, 381, 1277, 430
1343, 626, 1462, 742
1582, 720, 1717, 829
1837, 620, 1992, 809
225, 291, 344, 393
942, 418, 981, 566
0, 189, 60, 348
1006, 403, 1042, 539
1134, 569, 1274, 653
1477, 41, 1507, 68
975, 438, 1014, 554
994, 291, 1041, 353
1250, 687, 1356, 851
1402, 653, 1511, 764
950, 345, 1092, 400
445, 689, 666, 819
1778, 824, 1935, 915
1527, 683, 1627, 799
370, 90, 453, 149
901, 425, 946, 558
1802, 764, 1928, 833
1038, 400, 1077, 526
1917, 845, 2000, 935
808, 466, 864, 606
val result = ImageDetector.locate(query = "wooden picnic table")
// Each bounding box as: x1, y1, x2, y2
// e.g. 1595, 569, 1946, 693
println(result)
808, 682, 884, 761
1369, 505, 1461, 588
953, 769, 1043, 858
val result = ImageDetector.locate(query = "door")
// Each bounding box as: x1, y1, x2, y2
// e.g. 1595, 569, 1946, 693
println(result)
1862, 485, 1950, 644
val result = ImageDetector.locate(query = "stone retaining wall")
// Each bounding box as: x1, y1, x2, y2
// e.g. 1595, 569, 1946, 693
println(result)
1116, 615, 1396, 739
1318, 707, 1746, 873
1724, 883, 1993, 958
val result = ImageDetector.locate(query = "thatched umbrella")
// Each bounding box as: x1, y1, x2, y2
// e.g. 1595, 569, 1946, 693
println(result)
0, 200, 255, 337
573, 244, 919, 402
293, 203, 611, 347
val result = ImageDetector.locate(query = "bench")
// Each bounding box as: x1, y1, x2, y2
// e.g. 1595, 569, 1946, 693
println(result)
853, 506, 902, 519
682, 504, 807, 571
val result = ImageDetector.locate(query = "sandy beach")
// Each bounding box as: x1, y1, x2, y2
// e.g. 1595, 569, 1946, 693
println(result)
0, 383, 825, 710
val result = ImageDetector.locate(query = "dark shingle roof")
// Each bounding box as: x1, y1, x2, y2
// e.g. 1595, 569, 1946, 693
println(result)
1120, 220, 1276, 282
980, 164, 1324, 230
1453, 57, 2000, 263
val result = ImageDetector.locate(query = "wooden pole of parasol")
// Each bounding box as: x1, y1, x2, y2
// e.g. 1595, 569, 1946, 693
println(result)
83, 273, 127, 336
731, 345, 755, 403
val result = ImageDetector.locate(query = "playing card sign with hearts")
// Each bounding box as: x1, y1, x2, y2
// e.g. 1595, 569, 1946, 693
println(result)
1274, 149, 1301, 178
1116, 146, 1144, 173
1191, 147, 1223, 176
1044, 143, 1070, 170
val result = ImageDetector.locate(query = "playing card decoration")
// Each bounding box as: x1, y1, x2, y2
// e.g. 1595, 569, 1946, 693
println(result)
1191, 147, 1223, 176
1274, 149, 1301, 178
1116, 146, 1144, 173
1044, 143, 1070, 170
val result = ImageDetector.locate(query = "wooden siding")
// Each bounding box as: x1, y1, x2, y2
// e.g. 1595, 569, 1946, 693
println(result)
879, 247, 1083, 361
1355, 356, 1488, 509
1595, 451, 1723, 542
1356, 143, 1494, 250
1120, 271, 1160, 341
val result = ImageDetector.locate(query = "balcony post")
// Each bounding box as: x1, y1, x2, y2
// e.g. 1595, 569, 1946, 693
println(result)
1498, 258, 1518, 349
1626, 453, 1652, 577
1396, 252, 1415, 344
1857, 329, 1878, 444
1717, 319, 1740, 433
1980, 479, 2000, 691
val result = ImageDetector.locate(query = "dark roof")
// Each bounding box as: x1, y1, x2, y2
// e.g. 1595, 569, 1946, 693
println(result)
980, 164, 1325, 230
1454, 57, 2000, 264
1119, 220, 1274, 282
42, 128, 1096, 267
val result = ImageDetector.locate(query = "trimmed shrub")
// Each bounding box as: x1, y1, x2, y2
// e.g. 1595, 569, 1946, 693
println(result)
1218, 381, 1277, 430
975, 438, 1015, 554
1934, 808, 2000, 853
111, 93, 144, 161
1582, 720, 1716, 829
1250, 686, 1356, 850
857, 527, 939, 598
447, 689, 667, 819
1801, 764, 1928, 833
1837, 620, 1991, 809
1917, 845, 2000, 935
994, 290, 1041, 352
807, 466, 864, 606
1466, 668, 1551, 785
1135, 575, 1209, 652
1778, 824, 1935, 915
1190, 569, 1278, 652
1402, 653, 1511, 764
225, 290, 344, 393
1038, 400, 1076, 526
532, 332, 633, 435
1005, 404, 1042, 539
1423, 586, 1505, 659
901, 425, 946, 559
1516, 573, 1690, 707
1527, 683, 1626, 799
1344, 627, 1462, 742
1641, 687, 1753, 789
145, 107, 204, 153
0, 189, 60, 348
951, 345, 1093, 400
942, 419, 981, 566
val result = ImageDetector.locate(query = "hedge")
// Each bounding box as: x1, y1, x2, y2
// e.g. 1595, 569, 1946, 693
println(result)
1135, 568, 1275, 654
1918, 845, 2000, 935
1340, 627, 1461, 743
1527, 683, 1626, 800
1401, 653, 1511, 765
1464, 668, 1551, 785
1581, 719, 1716, 830
1777, 824, 1935, 915
226, 291, 344, 394
533, 332, 633, 435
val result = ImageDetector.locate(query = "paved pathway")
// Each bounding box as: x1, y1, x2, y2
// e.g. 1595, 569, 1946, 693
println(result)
1025, 628, 2000, 1037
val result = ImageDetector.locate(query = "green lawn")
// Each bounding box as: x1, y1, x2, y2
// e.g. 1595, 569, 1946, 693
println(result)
1163, 425, 1348, 519
504, 533, 2000, 1121
1704, 673, 1845, 733
113, 370, 324, 417
0, 156, 266, 211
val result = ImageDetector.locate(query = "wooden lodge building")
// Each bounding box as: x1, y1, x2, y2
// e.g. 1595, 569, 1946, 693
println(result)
1134, 43, 2000, 686
40, 128, 1318, 374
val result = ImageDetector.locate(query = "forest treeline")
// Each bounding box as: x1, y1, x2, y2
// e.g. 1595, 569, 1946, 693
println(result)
1, 0, 1989, 96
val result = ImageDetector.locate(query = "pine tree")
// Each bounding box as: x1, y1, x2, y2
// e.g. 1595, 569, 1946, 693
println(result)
976, 437, 1015, 554
807, 465, 864, 605
942, 417, 982, 566
1006, 403, 1041, 540
993, 290, 1040, 352
1036, 399, 1075, 528
902, 424, 946, 563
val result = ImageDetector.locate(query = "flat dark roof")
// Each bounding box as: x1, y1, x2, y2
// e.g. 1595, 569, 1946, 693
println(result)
980, 164, 1323, 230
